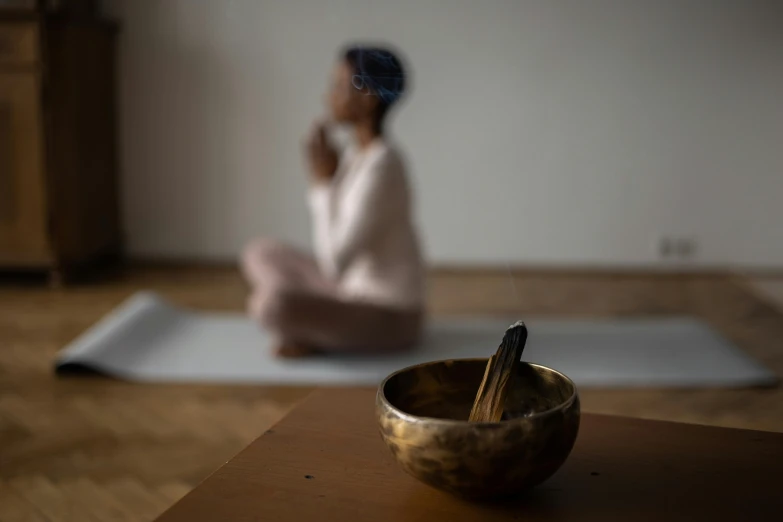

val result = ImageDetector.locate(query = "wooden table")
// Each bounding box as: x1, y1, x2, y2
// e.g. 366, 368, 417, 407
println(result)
155, 389, 782, 522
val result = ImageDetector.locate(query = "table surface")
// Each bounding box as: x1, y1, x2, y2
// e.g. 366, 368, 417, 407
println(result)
156, 388, 782, 522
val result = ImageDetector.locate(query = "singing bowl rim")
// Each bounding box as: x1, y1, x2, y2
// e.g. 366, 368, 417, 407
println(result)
378, 358, 578, 426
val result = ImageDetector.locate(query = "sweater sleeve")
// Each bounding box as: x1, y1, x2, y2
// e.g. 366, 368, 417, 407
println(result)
306, 183, 335, 277
308, 152, 400, 278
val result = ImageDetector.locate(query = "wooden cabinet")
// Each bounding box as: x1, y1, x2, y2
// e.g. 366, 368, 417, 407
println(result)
0, 69, 49, 265
0, 14, 121, 283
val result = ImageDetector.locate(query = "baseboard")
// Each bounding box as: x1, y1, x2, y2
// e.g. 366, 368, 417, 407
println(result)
127, 256, 751, 278
431, 263, 734, 277
128, 257, 237, 270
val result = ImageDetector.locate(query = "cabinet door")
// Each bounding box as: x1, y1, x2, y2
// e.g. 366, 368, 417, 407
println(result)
0, 72, 50, 266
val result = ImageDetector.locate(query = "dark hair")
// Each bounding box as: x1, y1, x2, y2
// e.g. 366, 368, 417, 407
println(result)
342, 45, 407, 126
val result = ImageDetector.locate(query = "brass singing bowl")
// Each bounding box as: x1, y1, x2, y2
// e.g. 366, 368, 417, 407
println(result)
376, 359, 580, 499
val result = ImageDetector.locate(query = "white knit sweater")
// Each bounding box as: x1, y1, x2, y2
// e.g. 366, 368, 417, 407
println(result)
308, 140, 425, 310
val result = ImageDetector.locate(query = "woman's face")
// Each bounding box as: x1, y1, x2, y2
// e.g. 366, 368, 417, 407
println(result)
327, 60, 374, 123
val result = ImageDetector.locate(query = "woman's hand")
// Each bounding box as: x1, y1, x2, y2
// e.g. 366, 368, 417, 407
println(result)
305, 121, 339, 183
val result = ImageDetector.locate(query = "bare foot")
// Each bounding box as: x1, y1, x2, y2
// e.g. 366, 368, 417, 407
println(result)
273, 342, 317, 358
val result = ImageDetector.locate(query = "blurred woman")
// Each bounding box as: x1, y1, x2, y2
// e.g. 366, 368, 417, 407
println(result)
241, 45, 424, 357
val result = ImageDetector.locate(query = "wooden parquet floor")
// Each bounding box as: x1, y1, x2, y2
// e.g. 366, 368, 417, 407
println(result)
1, 266, 782, 521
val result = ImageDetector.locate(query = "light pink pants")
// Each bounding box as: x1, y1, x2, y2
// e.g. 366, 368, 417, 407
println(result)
240, 239, 423, 353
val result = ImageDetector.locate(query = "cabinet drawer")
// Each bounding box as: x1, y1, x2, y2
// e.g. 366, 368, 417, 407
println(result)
0, 24, 39, 66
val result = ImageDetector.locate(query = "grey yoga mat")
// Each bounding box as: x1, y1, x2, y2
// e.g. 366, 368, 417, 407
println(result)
55, 291, 778, 388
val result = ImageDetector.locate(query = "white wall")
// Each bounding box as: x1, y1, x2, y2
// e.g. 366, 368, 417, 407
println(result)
104, 0, 783, 268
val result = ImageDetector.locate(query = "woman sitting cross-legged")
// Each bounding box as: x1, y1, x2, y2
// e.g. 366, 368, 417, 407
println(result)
240, 45, 425, 357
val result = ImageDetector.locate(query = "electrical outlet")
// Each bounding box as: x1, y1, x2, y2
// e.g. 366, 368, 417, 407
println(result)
658, 237, 674, 259
676, 238, 697, 259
